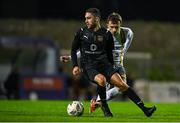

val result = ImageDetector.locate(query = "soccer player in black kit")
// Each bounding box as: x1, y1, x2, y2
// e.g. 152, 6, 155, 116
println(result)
71, 8, 156, 117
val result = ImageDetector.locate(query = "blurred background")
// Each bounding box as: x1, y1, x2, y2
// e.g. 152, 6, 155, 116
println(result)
0, 0, 180, 102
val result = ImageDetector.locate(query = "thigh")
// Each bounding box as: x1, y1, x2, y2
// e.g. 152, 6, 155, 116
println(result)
100, 63, 117, 83
115, 66, 127, 83
111, 73, 129, 91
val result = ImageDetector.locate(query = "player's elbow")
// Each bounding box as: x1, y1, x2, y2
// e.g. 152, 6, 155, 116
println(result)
128, 29, 134, 39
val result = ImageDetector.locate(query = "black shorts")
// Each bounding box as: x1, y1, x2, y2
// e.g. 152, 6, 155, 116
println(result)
83, 63, 117, 84
115, 65, 126, 75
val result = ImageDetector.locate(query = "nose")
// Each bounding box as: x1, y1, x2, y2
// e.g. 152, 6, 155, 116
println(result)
85, 18, 88, 23
112, 28, 117, 32
111, 28, 117, 34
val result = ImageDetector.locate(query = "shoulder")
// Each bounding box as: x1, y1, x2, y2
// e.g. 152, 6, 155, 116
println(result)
100, 27, 112, 38
102, 28, 113, 40
75, 27, 87, 36
100, 27, 110, 33
121, 27, 133, 34
77, 27, 86, 33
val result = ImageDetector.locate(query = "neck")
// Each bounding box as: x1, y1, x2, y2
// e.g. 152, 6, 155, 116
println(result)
114, 32, 120, 37
93, 22, 101, 32
94, 25, 101, 32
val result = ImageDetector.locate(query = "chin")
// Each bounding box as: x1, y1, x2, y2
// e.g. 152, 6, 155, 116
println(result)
87, 26, 91, 29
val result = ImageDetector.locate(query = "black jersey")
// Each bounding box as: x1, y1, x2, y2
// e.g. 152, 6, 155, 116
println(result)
71, 26, 114, 69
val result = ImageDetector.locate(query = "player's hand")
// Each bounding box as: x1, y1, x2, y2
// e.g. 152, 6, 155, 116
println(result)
60, 55, 70, 63
72, 66, 81, 76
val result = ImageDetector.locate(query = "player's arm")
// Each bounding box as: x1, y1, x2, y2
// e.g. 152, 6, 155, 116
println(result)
71, 29, 81, 75
121, 27, 134, 54
106, 31, 114, 65
60, 51, 81, 63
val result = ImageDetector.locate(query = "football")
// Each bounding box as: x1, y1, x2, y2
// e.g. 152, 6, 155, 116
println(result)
67, 101, 84, 116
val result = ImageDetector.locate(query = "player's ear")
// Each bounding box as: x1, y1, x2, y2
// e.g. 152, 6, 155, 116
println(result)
95, 16, 100, 22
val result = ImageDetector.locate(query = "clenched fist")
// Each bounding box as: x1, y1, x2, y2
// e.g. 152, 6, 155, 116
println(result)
72, 66, 81, 76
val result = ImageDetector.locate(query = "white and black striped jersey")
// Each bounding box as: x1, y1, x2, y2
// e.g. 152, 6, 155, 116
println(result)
113, 27, 133, 66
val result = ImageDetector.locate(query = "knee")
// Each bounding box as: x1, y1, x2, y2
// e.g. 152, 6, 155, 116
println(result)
94, 74, 106, 87
118, 83, 129, 92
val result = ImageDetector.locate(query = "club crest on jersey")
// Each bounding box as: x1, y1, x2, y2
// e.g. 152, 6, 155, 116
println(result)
97, 35, 103, 42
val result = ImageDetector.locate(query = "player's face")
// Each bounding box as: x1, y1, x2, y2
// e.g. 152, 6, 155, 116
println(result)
107, 21, 121, 36
85, 12, 97, 29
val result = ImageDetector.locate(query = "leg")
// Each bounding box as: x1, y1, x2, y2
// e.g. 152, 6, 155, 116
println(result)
92, 74, 113, 117
111, 73, 156, 117
91, 86, 119, 114
96, 65, 127, 101
105, 73, 126, 101
91, 84, 119, 114
91, 73, 125, 113
96, 66, 126, 100
120, 73, 127, 83
96, 86, 119, 101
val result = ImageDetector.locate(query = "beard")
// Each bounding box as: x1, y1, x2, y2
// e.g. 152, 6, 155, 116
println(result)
86, 21, 97, 29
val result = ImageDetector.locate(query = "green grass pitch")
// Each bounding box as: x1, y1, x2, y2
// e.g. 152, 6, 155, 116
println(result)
0, 100, 180, 122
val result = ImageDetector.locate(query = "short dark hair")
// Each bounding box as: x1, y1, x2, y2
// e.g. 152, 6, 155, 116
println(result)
85, 8, 101, 19
107, 12, 122, 24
